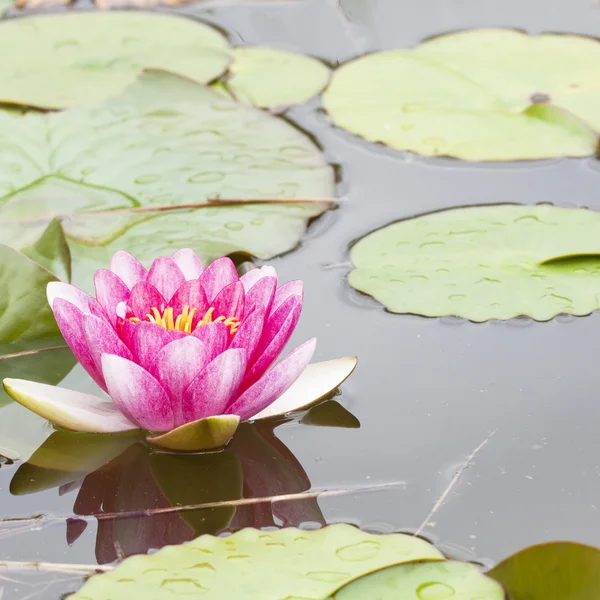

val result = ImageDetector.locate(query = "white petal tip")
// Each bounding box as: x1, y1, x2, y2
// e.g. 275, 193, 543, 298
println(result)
252, 355, 357, 421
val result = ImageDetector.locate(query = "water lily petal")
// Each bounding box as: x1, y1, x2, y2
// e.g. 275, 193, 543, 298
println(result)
109, 251, 147, 289
167, 279, 208, 317
128, 282, 166, 319
253, 356, 358, 420
53, 299, 106, 391
94, 269, 130, 326
102, 354, 174, 432
245, 276, 277, 316
199, 257, 239, 302
271, 280, 303, 315
129, 322, 174, 370
150, 336, 209, 426
182, 349, 246, 422
227, 338, 316, 421
230, 307, 266, 364
147, 257, 186, 302
192, 321, 229, 361
246, 294, 302, 384
147, 415, 240, 452
83, 314, 133, 374
47, 281, 93, 314
171, 249, 205, 281
240, 266, 277, 292
212, 281, 245, 321
2, 379, 138, 433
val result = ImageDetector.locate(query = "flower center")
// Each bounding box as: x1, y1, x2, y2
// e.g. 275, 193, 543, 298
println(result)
129, 305, 240, 335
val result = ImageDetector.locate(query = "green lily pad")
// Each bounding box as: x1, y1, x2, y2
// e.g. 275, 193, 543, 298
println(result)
0, 12, 230, 109
323, 29, 600, 161
72, 524, 443, 599
0, 71, 333, 288
0, 0, 11, 16
488, 541, 600, 599
21, 218, 71, 282
349, 204, 600, 322
0, 403, 53, 461
329, 560, 505, 599
227, 47, 330, 110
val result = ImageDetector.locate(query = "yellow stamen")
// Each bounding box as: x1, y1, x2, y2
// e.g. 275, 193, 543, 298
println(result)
128, 305, 239, 335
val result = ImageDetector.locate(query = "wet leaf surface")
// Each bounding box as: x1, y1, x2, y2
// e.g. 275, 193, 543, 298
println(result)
324, 29, 600, 160
72, 524, 443, 599
349, 204, 600, 321
0, 12, 230, 109
329, 560, 505, 599
0, 70, 333, 288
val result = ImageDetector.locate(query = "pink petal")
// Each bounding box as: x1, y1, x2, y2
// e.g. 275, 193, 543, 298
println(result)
240, 266, 277, 292
230, 307, 266, 365
272, 280, 303, 315
128, 283, 165, 320
109, 251, 147, 290
198, 257, 239, 303
147, 257, 185, 302
129, 322, 174, 370
149, 336, 209, 427
247, 295, 302, 384
47, 282, 93, 314
94, 270, 130, 327
244, 276, 277, 316
182, 349, 246, 422
102, 354, 174, 431
212, 281, 245, 321
192, 321, 229, 361
169, 330, 187, 341
83, 314, 133, 374
167, 280, 208, 317
52, 299, 107, 392
226, 338, 316, 421
171, 249, 205, 280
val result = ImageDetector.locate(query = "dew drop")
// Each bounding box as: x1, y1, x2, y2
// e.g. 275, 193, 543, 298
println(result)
280, 145, 311, 157
188, 171, 226, 184
416, 582, 455, 599
225, 221, 244, 231
305, 571, 350, 583
250, 217, 265, 226
134, 174, 160, 185
335, 541, 380, 562
424, 137, 446, 148
402, 103, 426, 113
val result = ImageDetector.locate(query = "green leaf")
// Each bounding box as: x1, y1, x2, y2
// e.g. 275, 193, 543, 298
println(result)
324, 29, 600, 161
328, 560, 505, 599
0, 71, 333, 288
227, 47, 330, 110
349, 204, 600, 322
72, 524, 444, 599
488, 541, 600, 599
21, 218, 71, 282
0, 0, 11, 16
0, 12, 230, 109
0, 244, 60, 342
0, 402, 53, 461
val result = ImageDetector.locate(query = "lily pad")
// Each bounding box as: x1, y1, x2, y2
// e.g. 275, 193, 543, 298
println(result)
323, 29, 600, 161
488, 541, 600, 599
329, 560, 505, 599
0, 12, 230, 109
72, 524, 443, 600
0, 71, 333, 289
21, 218, 71, 282
227, 47, 330, 110
349, 204, 600, 321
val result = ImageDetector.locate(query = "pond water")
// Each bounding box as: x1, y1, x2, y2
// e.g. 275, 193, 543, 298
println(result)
2, 0, 600, 597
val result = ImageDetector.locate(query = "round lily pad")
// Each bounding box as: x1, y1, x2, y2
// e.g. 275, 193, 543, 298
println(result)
72, 524, 443, 599
0, 12, 230, 109
329, 560, 505, 599
0, 70, 334, 289
323, 29, 600, 161
227, 47, 330, 110
349, 204, 600, 322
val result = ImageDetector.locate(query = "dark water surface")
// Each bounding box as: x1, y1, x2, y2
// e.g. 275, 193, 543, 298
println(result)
2, 0, 600, 597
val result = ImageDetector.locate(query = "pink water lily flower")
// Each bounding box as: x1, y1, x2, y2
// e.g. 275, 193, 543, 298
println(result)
4, 250, 356, 452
